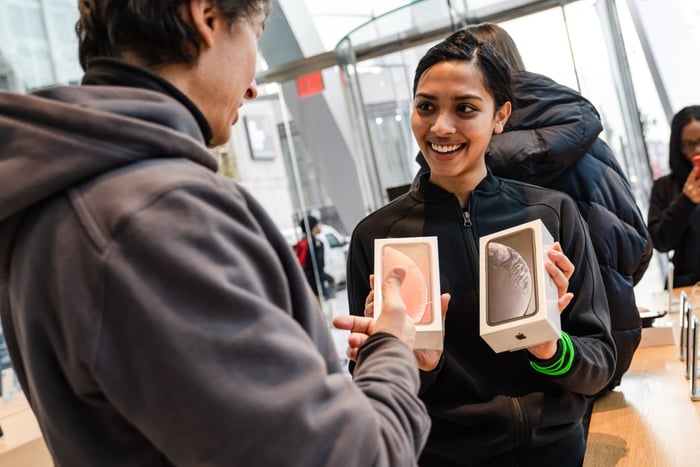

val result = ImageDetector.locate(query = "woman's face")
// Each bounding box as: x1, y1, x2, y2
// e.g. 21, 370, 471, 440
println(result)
680, 119, 700, 161
411, 60, 510, 192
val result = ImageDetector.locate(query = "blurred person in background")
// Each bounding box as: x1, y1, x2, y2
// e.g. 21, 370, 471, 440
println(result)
294, 215, 336, 299
648, 105, 700, 287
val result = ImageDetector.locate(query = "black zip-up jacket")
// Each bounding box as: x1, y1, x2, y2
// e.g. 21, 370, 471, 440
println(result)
348, 172, 615, 466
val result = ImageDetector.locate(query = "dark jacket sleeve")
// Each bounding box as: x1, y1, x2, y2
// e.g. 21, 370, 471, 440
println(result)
93, 184, 429, 466
347, 230, 373, 319
648, 175, 696, 252
537, 195, 616, 395
583, 139, 652, 286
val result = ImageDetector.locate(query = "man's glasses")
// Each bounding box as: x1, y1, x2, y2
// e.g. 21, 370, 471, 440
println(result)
681, 139, 700, 153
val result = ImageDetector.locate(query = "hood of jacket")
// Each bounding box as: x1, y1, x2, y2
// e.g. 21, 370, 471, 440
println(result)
0, 76, 218, 283
486, 70, 603, 184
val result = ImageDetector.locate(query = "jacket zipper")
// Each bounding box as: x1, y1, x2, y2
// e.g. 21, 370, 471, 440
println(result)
463, 210, 472, 227
461, 191, 530, 446
462, 191, 529, 446
455, 194, 478, 280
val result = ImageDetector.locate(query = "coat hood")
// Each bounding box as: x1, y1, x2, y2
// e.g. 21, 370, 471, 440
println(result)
0, 84, 217, 282
486, 70, 603, 184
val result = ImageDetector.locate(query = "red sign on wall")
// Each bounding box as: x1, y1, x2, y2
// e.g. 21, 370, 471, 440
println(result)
296, 71, 324, 98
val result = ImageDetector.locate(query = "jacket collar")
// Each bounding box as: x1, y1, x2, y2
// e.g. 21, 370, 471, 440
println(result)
82, 58, 213, 146
412, 170, 502, 204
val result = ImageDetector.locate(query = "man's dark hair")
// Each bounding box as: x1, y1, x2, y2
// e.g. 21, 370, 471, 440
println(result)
412, 29, 512, 112
75, 0, 270, 70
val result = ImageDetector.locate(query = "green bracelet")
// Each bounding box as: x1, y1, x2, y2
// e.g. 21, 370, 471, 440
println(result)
530, 332, 574, 376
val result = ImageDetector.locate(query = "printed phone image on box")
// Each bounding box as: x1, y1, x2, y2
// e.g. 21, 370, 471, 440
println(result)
486, 232, 538, 326
374, 237, 442, 350
479, 220, 560, 353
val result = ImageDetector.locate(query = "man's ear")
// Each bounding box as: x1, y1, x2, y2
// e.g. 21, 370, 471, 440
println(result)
493, 101, 512, 135
189, 0, 217, 48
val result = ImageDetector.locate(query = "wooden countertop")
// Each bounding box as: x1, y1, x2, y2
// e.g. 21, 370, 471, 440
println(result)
583, 287, 700, 466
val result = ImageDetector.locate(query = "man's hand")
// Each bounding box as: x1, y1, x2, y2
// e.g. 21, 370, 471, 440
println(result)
332, 268, 415, 361
336, 272, 450, 371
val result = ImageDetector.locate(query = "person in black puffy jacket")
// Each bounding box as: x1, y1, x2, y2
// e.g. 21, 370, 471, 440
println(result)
416, 23, 652, 395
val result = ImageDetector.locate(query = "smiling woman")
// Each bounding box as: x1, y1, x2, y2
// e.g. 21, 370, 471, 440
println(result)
347, 28, 615, 467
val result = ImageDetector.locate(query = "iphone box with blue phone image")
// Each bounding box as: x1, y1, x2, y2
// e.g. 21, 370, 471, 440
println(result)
479, 219, 561, 353
373, 236, 443, 350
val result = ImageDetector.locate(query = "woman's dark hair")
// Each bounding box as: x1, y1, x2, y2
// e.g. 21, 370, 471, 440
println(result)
76, 0, 270, 70
413, 29, 513, 112
463, 23, 526, 73
669, 105, 700, 185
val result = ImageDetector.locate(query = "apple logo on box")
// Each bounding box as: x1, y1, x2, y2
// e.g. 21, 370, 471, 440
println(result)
515, 333, 527, 340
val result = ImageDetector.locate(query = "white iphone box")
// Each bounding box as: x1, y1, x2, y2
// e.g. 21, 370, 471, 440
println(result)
479, 219, 560, 353
374, 236, 442, 350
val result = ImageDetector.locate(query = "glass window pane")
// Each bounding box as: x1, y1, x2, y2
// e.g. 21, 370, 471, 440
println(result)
8, 5, 27, 38
25, 5, 46, 40
500, 10, 579, 90
616, 0, 670, 180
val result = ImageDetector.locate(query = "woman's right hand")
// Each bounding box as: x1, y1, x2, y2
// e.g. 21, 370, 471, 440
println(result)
414, 292, 450, 371
683, 166, 700, 204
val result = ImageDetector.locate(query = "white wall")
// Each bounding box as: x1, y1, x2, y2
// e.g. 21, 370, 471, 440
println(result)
227, 100, 297, 231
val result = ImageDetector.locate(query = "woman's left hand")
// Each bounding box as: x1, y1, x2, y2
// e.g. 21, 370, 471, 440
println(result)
527, 242, 574, 360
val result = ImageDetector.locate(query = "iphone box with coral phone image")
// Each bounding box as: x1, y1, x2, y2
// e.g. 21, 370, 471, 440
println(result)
479, 219, 560, 353
374, 237, 442, 350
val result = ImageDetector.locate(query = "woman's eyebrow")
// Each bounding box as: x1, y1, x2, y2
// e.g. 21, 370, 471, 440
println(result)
453, 94, 483, 101
414, 92, 483, 101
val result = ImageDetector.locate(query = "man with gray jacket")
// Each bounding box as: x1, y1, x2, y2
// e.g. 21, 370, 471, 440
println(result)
0, 1, 433, 465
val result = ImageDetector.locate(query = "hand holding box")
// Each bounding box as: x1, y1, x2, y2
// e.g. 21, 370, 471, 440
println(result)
479, 220, 561, 353
374, 237, 443, 350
